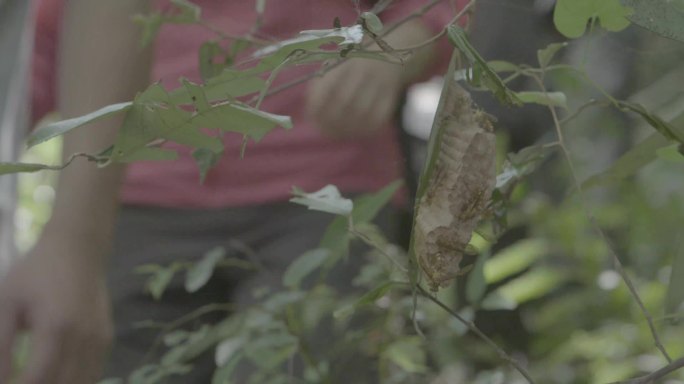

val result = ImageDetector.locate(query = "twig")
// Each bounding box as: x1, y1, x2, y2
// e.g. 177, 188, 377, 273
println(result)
417, 286, 536, 383
142, 303, 235, 363
530, 74, 673, 363
611, 356, 684, 384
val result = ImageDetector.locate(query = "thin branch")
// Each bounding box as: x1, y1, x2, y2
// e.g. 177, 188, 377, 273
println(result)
612, 356, 684, 384
417, 286, 536, 383
530, 74, 673, 363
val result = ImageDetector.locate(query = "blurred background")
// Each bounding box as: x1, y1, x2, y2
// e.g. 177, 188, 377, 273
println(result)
5, 0, 684, 382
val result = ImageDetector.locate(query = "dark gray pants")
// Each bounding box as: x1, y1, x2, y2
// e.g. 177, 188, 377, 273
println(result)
104, 202, 392, 383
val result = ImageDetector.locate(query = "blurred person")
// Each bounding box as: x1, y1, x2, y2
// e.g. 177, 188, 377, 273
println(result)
0, 0, 464, 383
0, 0, 32, 275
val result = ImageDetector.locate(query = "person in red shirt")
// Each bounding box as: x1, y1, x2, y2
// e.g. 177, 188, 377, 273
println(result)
0, 0, 463, 383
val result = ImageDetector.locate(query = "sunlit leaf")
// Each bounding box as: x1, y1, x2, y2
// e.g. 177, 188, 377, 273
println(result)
553, 0, 632, 38
491, 268, 567, 305
185, 246, 226, 293
484, 240, 549, 284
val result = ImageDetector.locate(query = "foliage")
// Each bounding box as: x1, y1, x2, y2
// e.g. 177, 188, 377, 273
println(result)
9, 0, 684, 383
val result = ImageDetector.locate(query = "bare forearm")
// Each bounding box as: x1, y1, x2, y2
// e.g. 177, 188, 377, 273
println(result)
381, 19, 437, 85
44, 0, 152, 263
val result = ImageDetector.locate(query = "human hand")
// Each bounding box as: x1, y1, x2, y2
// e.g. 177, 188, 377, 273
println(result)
0, 232, 112, 384
306, 58, 405, 139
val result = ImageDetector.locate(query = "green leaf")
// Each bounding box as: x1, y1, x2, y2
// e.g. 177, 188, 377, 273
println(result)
182, 79, 211, 112
115, 147, 178, 163
553, 0, 632, 39
290, 185, 353, 216
481, 292, 518, 311
163, 330, 191, 347
516, 91, 568, 109
198, 41, 226, 82
466, 252, 490, 304
383, 337, 427, 373
620, 102, 684, 144
185, 246, 226, 293
282, 249, 331, 288
190, 103, 292, 142
491, 268, 566, 305
583, 112, 684, 189
447, 25, 521, 106
140, 264, 181, 300
170, 69, 266, 105
333, 281, 398, 318
484, 239, 549, 284
215, 336, 246, 367
361, 12, 384, 34
243, 333, 299, 370
27, 102, 132, 148
537, 42, 568, 68
622, 0, 684, 42
351, 180, 403, 224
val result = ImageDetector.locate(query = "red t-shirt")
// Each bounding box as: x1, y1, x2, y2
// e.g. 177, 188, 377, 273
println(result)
32, 0, 463, 208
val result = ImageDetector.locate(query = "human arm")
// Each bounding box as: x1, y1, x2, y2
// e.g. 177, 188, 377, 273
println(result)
306, 0, 459, 139
0, 1, 152, 383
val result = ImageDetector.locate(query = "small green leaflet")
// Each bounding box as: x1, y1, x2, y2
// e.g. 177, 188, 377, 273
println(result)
621, 0, 684, 43
447, 25, 521, 106
135, 263, 183, 300
185, 246, 226, 293
537, 42, 568, 68
27, 102, 132, 148
553, 0, 632, 38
